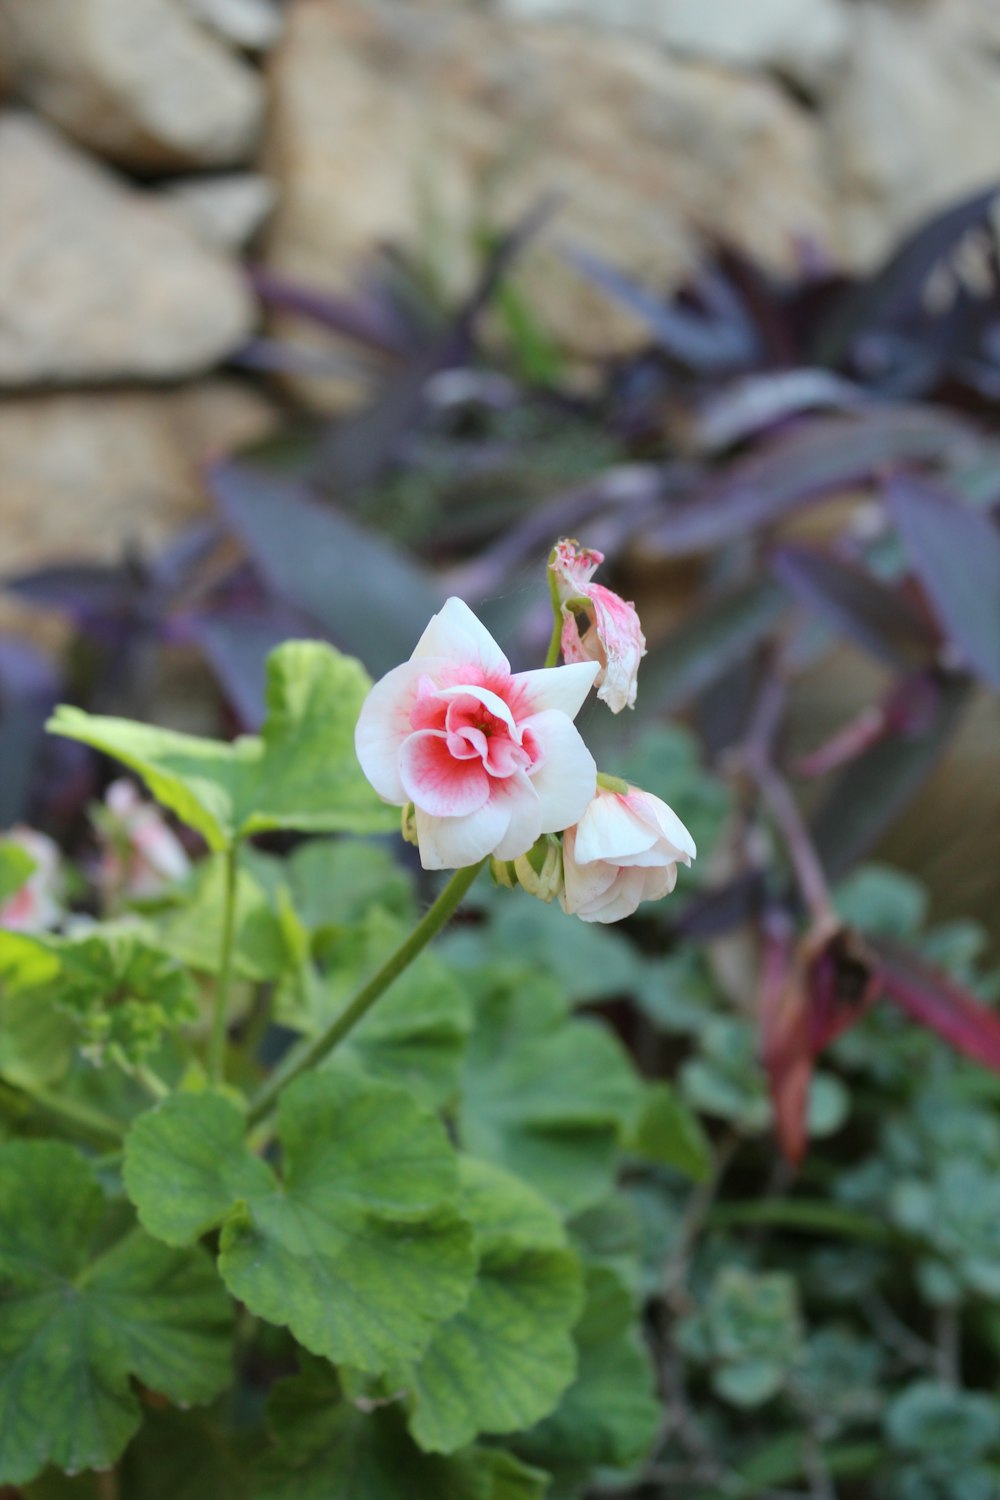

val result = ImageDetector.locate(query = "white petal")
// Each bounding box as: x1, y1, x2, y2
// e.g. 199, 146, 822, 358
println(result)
560, 833, 616, 916
411, 597, 509, 676
491, 775, 544, 861
522, 711, 597, 834
354, 657, 451, 803
578, 867, 651, 924
632, 791, 698, 863
414, 798, 511, 871
573, 792, 656, 866
511, 660, 600, 721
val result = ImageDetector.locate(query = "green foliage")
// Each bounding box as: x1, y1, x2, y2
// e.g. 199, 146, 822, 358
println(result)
256, 1362, 550, 1500
123, 1071, 476, 1376
680, 1267, 803, 1408
288, 908, 471, 1107
457, 967, 640, 1214
0, 836, 37, 903
49, 642, 397, 850
0, 1141, 232, 1486
0, 925, 197, 1069
398, 1158, 583, 1453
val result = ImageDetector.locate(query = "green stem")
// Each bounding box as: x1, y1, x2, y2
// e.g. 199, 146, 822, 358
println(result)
544, 556, 564, 669
209, 844, 239, 1085
0, 1080, 125, 1145
247, 859, 486, 1126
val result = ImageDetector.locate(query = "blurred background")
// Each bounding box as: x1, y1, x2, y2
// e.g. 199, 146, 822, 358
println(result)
5, 7, 1000, 1495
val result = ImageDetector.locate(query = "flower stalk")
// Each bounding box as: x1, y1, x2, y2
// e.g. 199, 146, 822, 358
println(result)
246, 858, 486, 1125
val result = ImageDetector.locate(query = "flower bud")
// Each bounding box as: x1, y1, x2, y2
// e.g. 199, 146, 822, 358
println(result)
401, 802, 419, 848
513, 834, 564, 903
549, 539, 646, 713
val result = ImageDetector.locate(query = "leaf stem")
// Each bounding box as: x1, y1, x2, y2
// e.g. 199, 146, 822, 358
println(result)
0, 1079, 125, 1145
247, 859, 486, 1126
209, 844, 239, 1085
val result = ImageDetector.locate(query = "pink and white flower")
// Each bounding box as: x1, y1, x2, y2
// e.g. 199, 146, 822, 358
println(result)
550, 540, 646, 713
96, 779, 191, 901
0, 827, 63, 932
355, 597, 600, 870
560, 785, 696, 924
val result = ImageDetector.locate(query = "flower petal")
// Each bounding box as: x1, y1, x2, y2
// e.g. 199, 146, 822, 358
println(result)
414, 798, 511, 871
629, 791, 697, 863
511, 660, 600, 721
491, 774, 544, 861
399, 731, 491, 817
355, 656, 452, 803
436, 683, 519, 737
411, 597, 509, 676
573, 793, 657, 866
523, 711, 597, 834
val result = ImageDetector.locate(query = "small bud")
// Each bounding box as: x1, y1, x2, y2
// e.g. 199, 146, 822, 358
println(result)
490, 857, 519, 890
401, 803, 419, 847
513, 834, 564, 904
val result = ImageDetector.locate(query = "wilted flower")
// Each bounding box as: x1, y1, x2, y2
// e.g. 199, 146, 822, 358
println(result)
549, 539, 646, 713
561, 784, 696, 924
0, 827, 63, 932
355, 597, 599, 870
95, 779, 191, 901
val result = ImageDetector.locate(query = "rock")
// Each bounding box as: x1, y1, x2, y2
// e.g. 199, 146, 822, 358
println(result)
0, 0, 263, 171
0, 381, 278, 576
179, 0, 284, 52
263, 0, 837, 361
496, 0, 852, 96
0, 113, 256, 386
829, 3, 1000, 265
165, 173, 277, 251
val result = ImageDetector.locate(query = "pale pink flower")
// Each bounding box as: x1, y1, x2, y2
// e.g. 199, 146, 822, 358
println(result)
97, 779, 191, 900
0, 826, 63, 932
560, 785, 696, 924
550, 540, 646, 713
355, 597, 600, 870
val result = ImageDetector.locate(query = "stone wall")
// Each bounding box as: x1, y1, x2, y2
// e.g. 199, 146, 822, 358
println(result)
2, 0, 1000, 568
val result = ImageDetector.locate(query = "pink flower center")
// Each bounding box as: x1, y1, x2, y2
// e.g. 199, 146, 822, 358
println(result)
399, 672, 544, 818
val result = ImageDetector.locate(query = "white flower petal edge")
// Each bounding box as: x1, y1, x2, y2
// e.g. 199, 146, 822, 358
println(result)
412, 596, 510, 675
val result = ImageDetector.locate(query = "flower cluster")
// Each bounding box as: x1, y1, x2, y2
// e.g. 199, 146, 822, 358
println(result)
355, 541, 695, 923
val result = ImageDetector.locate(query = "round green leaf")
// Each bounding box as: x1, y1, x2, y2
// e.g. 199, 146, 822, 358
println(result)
124, 1071, 476, 1377
0, 1142, 233, 1487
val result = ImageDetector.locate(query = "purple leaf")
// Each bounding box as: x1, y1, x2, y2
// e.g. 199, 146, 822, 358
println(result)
694, 369, 868, 453
249, 266, 417, 357
565, 245, 759, 371
182, 603, 316, 730
877, 939, 1000, 1072
771, 546, 940, 671
811, 674, 969, 878
209, 461, 442, 677
886, 472, 1000, 691
645, 408, 974, 558
641, 580, 787, 709
814, 182, 1000, 367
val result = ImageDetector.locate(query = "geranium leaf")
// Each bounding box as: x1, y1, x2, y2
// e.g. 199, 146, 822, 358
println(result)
48, 641, 397, 851
517, 1265, 659, 1472
0, 838, 37, 904
458, 970, 641, 1215
0, 1142, 232, 1487
256, 1362, 548, 1500
124, 1071, 476, 1376
624, 1081, 713, 1182
400, 1157, 583, 1453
